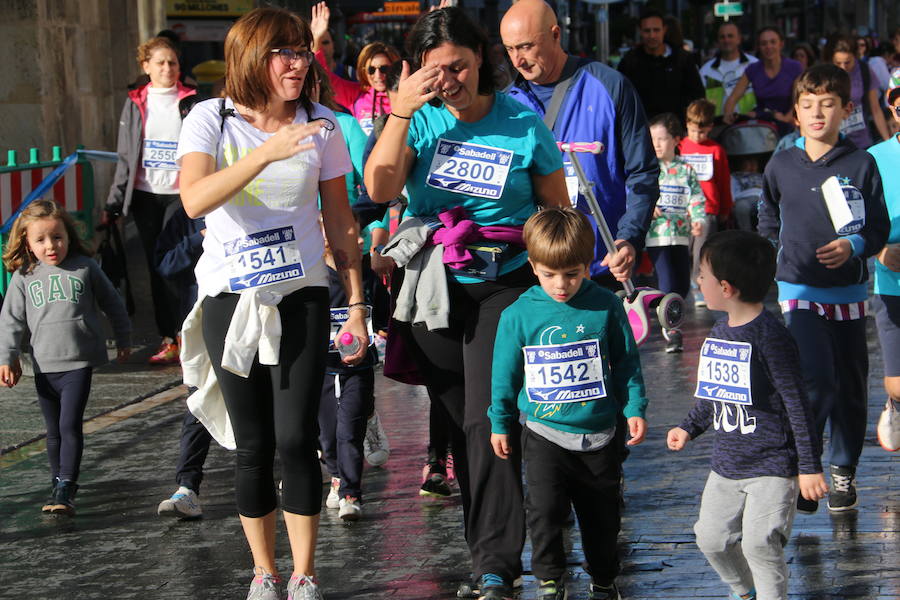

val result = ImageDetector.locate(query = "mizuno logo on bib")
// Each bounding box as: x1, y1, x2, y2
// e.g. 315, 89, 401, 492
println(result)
523, 339, 606, 404
224, 226, 305, 291
695, 338, 753, 405
426, 139, 513, 199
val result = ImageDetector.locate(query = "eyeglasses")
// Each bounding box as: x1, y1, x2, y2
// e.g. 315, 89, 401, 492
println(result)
270, 49, 315, 67
367, 65, 391, 76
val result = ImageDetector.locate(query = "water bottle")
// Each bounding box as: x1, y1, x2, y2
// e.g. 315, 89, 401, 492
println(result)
337, 332, 361, 359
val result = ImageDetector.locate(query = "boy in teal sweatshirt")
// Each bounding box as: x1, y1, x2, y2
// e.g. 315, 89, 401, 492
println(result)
488, 208, 648, 600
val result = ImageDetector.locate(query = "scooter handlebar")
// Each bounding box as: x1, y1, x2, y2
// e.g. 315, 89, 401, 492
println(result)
556, 141, 605, 154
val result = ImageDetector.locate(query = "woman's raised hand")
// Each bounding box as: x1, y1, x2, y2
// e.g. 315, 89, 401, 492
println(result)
310, 2, 330, 45
259, 122, 325, 164
392, 61, 440, 117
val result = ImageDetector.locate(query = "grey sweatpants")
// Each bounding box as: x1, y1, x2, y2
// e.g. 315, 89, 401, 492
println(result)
694, 471, 799, 600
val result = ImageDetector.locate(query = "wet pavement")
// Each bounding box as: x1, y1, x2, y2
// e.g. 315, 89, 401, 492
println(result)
0, 302, 898, 599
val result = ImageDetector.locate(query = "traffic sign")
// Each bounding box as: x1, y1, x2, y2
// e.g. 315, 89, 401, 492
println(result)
714, 1, 743, 20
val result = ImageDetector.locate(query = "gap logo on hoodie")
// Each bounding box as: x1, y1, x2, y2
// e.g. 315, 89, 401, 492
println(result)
523, 329, 607, 405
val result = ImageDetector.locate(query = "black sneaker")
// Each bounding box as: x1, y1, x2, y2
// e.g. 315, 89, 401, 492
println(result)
537, 578, 567, 599
663, 329, 683, 353
457, 576, 522, 598
589, 581, 620, 600
470, 574, 513, 600
41, 477, 59, 513
796, 494, 818, 515
827, 465, 858, 512
47, 479, 78, 516
420, 460, 452, 497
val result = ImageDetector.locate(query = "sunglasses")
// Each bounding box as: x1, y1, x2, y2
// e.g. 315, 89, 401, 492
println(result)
270, 48, 315, 67
367, 65, 391, 76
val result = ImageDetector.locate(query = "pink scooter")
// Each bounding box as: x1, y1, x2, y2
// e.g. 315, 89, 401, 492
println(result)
558, 142, 685, 346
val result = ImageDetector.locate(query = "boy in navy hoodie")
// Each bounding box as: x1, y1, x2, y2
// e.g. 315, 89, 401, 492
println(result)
489, 207, 648, 600
758, 64, 889, 513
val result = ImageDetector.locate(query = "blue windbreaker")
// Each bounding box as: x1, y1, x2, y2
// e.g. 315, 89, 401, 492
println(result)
507, 57, 659, 276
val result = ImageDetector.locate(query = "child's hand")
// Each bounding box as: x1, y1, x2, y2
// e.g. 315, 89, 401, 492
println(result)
652, 207, 662, 218
490, 433, 510, 459
799, 473, 828, 501
816, 238, 852, 269
667, 427, 690, 451
626, 416, 647, 446
691, 221, 703, 237
116, 347, 131, 364
0, 359, 22, 388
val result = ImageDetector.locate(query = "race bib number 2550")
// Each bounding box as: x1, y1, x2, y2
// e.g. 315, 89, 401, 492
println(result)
426, 139, 513, 199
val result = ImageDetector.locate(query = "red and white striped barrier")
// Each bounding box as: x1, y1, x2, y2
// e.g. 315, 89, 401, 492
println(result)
0, 164, 85, 225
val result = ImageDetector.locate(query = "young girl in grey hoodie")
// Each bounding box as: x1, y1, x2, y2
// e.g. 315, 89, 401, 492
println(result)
0, 200, 131, 515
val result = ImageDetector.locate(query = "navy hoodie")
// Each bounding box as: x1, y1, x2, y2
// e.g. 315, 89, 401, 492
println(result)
758, 137, 889, 303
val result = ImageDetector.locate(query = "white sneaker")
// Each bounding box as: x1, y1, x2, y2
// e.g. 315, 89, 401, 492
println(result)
286, 574, 324, 600
877, 398, 900, 452
363, 412, 390, 467
338, 496, 361, 521
157, 486, 202, 519
325, 477, 340, 509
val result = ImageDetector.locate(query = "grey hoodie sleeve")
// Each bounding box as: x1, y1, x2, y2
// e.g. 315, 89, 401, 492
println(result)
106, 99, 135, 213
0, 273, 28, 365
89, 260, 131, 349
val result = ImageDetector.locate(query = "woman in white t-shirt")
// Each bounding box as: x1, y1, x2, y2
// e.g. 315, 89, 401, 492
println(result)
105, 37, 198, 364
176, 8, 367, 600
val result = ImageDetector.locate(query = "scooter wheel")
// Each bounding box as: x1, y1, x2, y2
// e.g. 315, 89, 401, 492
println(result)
656, 293, 685, 330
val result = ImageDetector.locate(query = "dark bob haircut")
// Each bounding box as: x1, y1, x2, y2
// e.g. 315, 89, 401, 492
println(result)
699, 230, 775, 303
406, 7, 495, 97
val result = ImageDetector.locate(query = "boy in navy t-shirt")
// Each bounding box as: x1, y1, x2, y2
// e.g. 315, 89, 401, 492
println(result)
668, 230, 827, 600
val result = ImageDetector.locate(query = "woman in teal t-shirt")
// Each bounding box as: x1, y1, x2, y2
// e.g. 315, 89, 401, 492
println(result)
363, 7, 566, 597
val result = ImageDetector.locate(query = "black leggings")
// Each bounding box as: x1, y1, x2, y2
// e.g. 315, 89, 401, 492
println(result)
36, 367, 93, 482
130, 190, 181, 339
202, 287, 330, 517
402, 263, 535, 582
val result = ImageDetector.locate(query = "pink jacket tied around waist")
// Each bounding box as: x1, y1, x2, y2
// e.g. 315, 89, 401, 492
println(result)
430, 206, 525, 270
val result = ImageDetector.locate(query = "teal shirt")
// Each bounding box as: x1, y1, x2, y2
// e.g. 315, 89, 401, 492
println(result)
489, 279, 648, 435
868, 134, 900, 296
335, 111, 368, 205
405, 93, 563, 279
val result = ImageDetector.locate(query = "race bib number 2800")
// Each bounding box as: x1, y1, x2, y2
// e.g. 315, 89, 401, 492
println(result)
523, 339, 606, 404
695, 338, 752, 405
426, 139, 513, 199
224, 226, 305, 291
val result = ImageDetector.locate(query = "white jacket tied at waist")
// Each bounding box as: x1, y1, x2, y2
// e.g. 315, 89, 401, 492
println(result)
180, 285, 295, 450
